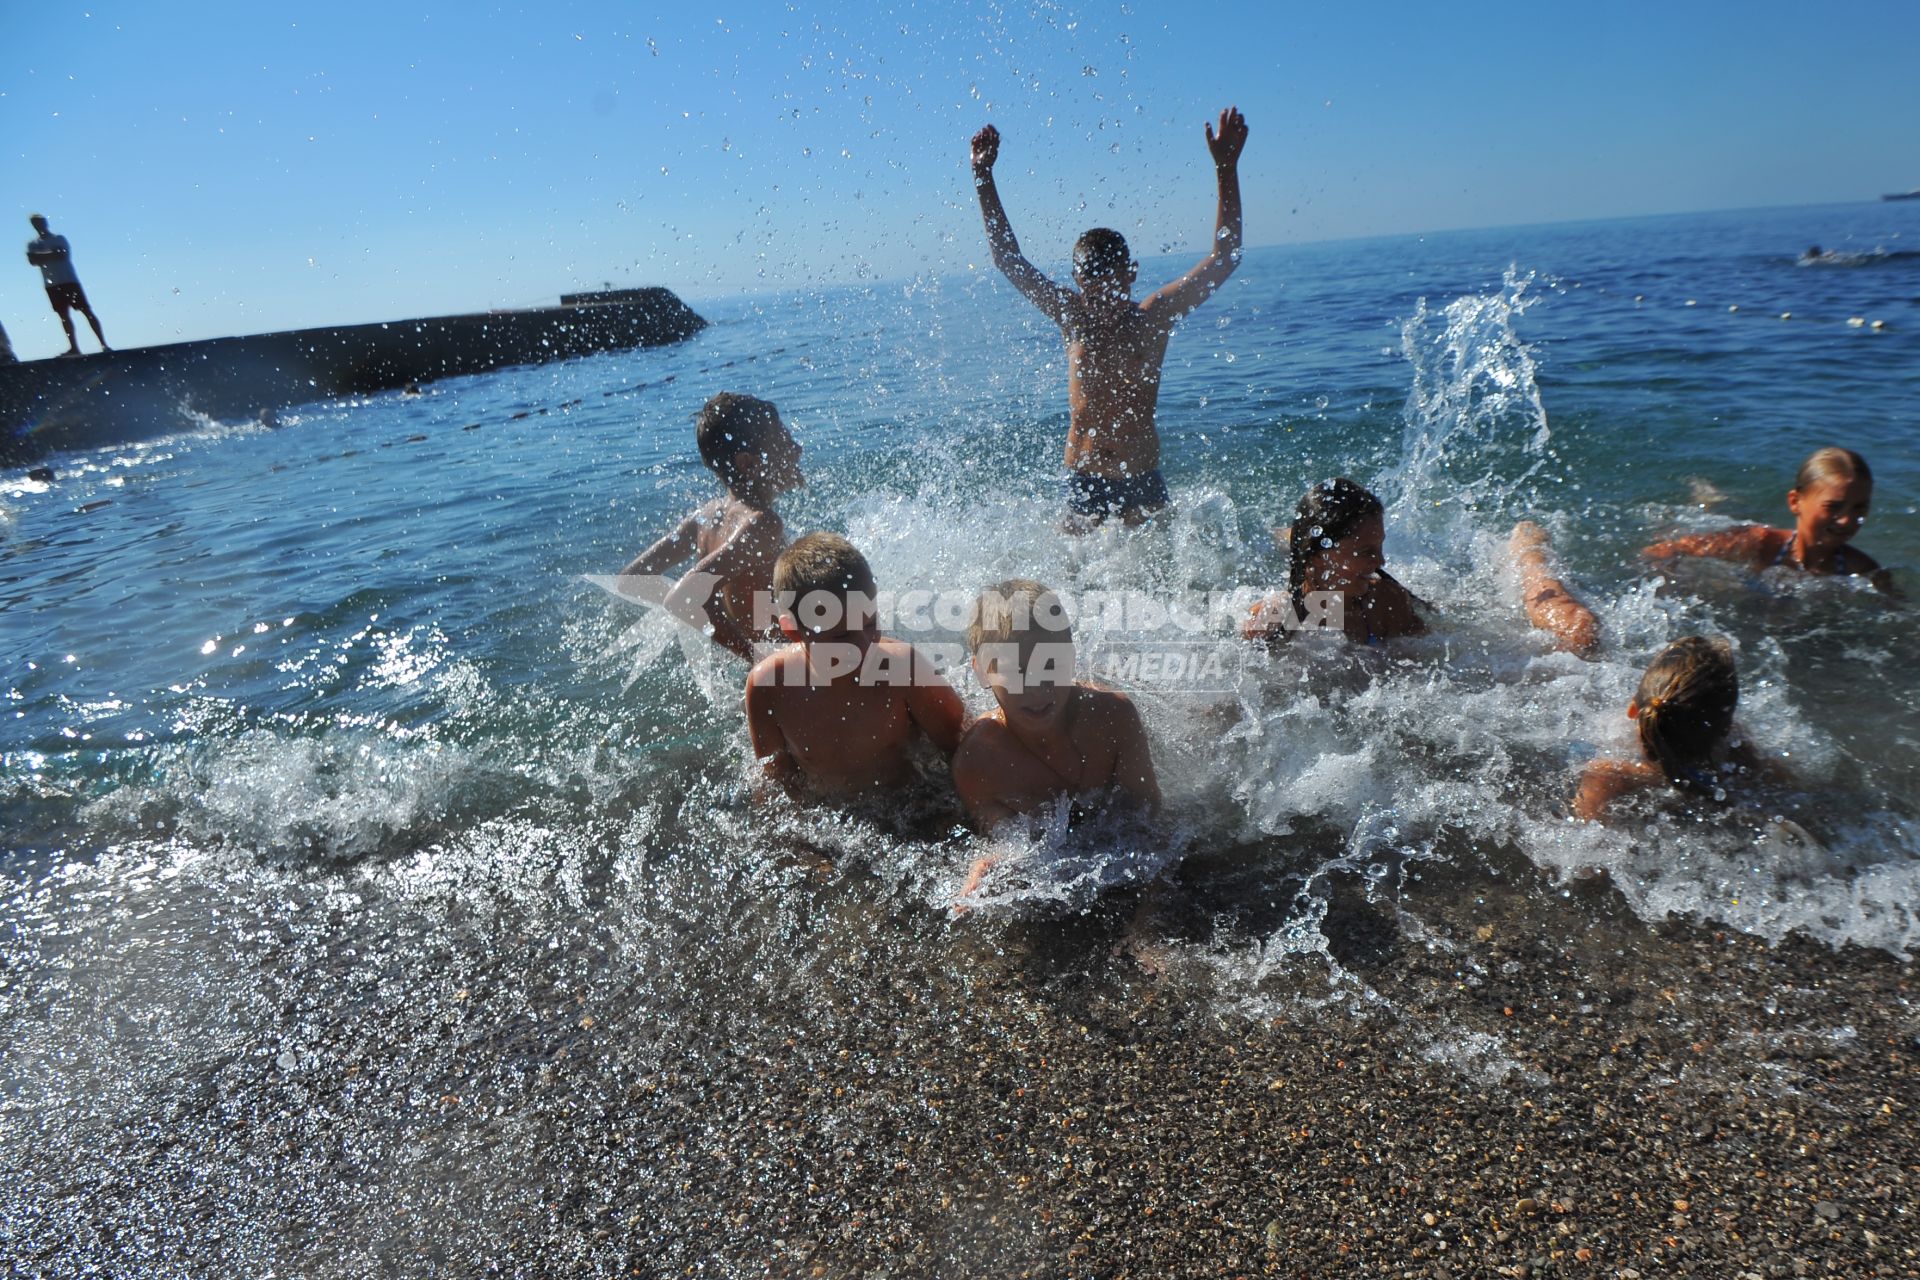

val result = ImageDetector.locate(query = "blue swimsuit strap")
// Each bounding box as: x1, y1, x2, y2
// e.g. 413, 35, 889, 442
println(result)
1775, 532, 1859, 574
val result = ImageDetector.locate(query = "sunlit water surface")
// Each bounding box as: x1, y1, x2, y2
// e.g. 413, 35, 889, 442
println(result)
3, 201, 1918, 1271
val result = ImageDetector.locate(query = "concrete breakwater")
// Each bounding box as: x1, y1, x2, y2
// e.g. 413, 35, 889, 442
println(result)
0, 287, 705, 464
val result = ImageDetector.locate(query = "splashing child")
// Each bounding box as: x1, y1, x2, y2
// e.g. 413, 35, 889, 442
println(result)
1244, 478, 1428, 645
968, 107, 1248, 528
1572, 636, 1779, 821
953, 580, 1161, 904
1644, 447, 1895, 594
745, 533, 965, 799
615, 392, 804, 657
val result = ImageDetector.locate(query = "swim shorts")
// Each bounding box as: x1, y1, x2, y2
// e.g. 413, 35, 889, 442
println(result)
1064, 467, 1170, 519
45, 283, 89, 311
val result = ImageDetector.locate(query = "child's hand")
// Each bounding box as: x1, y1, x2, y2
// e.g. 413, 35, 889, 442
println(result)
970, 124, 1000, 176
951, 854, 997, 916
1205, 106, 1248, 170
1509, 520, 1549, 557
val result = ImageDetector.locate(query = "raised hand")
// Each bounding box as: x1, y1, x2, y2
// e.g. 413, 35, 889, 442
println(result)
971, 123, 1000, 176
1205, 106, 1248, 170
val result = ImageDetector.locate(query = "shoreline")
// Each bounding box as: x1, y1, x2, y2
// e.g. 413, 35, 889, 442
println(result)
5, 842, 1913, 1278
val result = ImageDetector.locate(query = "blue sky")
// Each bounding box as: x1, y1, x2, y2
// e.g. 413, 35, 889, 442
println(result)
4, 1, 1917, 358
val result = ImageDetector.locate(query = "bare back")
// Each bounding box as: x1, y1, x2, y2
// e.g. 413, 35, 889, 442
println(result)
746, 639, 964, 798
694, 496, 783, 636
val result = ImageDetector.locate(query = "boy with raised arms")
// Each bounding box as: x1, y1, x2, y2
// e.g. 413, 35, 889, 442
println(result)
954, 579, 1161, 900
746, 532, 966, 798
617, 392, 803, 658
969, 107, 1248, 526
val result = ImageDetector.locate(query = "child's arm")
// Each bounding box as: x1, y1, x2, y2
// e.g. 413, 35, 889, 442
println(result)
1104, 694, 1164, 815
951, 736, 1018, 913
952, 729, 1018, 830
1571, 758, 1652, 822
1643, 525, 1773, 566
662, 511, 781, 659
617, 514, 700, 582
970, 124, 1073, 325
1142, 106, 1248, 322
1509, 521, 1600, 657
904, 648, 967, 757
745, 663, 801, 790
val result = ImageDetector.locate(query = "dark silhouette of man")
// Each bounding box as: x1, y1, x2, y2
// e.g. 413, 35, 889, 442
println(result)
25, 214, 109, 356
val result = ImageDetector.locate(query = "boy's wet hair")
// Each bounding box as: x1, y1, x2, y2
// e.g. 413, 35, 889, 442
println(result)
1794, 446, 1871, 492
1287, 477, 1385, 603
774, 532, 877, 632
694, 392, 783, 488
967, 578, 1072, 653
1072, 228, 1131, 281
1634, 635, 1739, 791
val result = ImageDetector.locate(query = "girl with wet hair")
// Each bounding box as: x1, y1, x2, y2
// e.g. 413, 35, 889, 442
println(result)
1644, 447, 1896, 594
1244, 477, 1427, 645
1573, 635, 1774, 821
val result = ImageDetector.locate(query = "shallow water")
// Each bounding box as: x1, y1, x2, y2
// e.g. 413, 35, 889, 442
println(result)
3, 200, 1919, 1270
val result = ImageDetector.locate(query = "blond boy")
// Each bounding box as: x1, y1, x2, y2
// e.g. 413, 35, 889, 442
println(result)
953, 579, 1161, 899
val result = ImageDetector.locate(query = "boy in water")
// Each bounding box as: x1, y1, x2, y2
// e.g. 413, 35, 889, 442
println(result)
746, 533, 966, 798
953, 580, 1161, 900
618, 392, 802, 658
969, 107, 1248, 527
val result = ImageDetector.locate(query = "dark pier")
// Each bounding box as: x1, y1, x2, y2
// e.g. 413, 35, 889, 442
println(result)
0, 287, 705, 464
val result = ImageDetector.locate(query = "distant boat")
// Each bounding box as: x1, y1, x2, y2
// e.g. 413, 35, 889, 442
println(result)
1884, 189, 1920, 201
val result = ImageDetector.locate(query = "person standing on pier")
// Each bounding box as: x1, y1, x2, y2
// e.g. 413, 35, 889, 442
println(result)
25, 214, 109, 356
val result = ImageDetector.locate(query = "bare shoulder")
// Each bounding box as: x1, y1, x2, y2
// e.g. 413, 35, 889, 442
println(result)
1074, 682, 1145, 732
1843, 545, 1884, 574
1748, 525, 1792, 560
1372, 573, 1430, 637
746, 645, 807, 693
1573, 756, 1659, 820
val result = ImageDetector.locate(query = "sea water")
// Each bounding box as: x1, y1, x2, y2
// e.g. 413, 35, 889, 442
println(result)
2, 201, 1918, 1266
